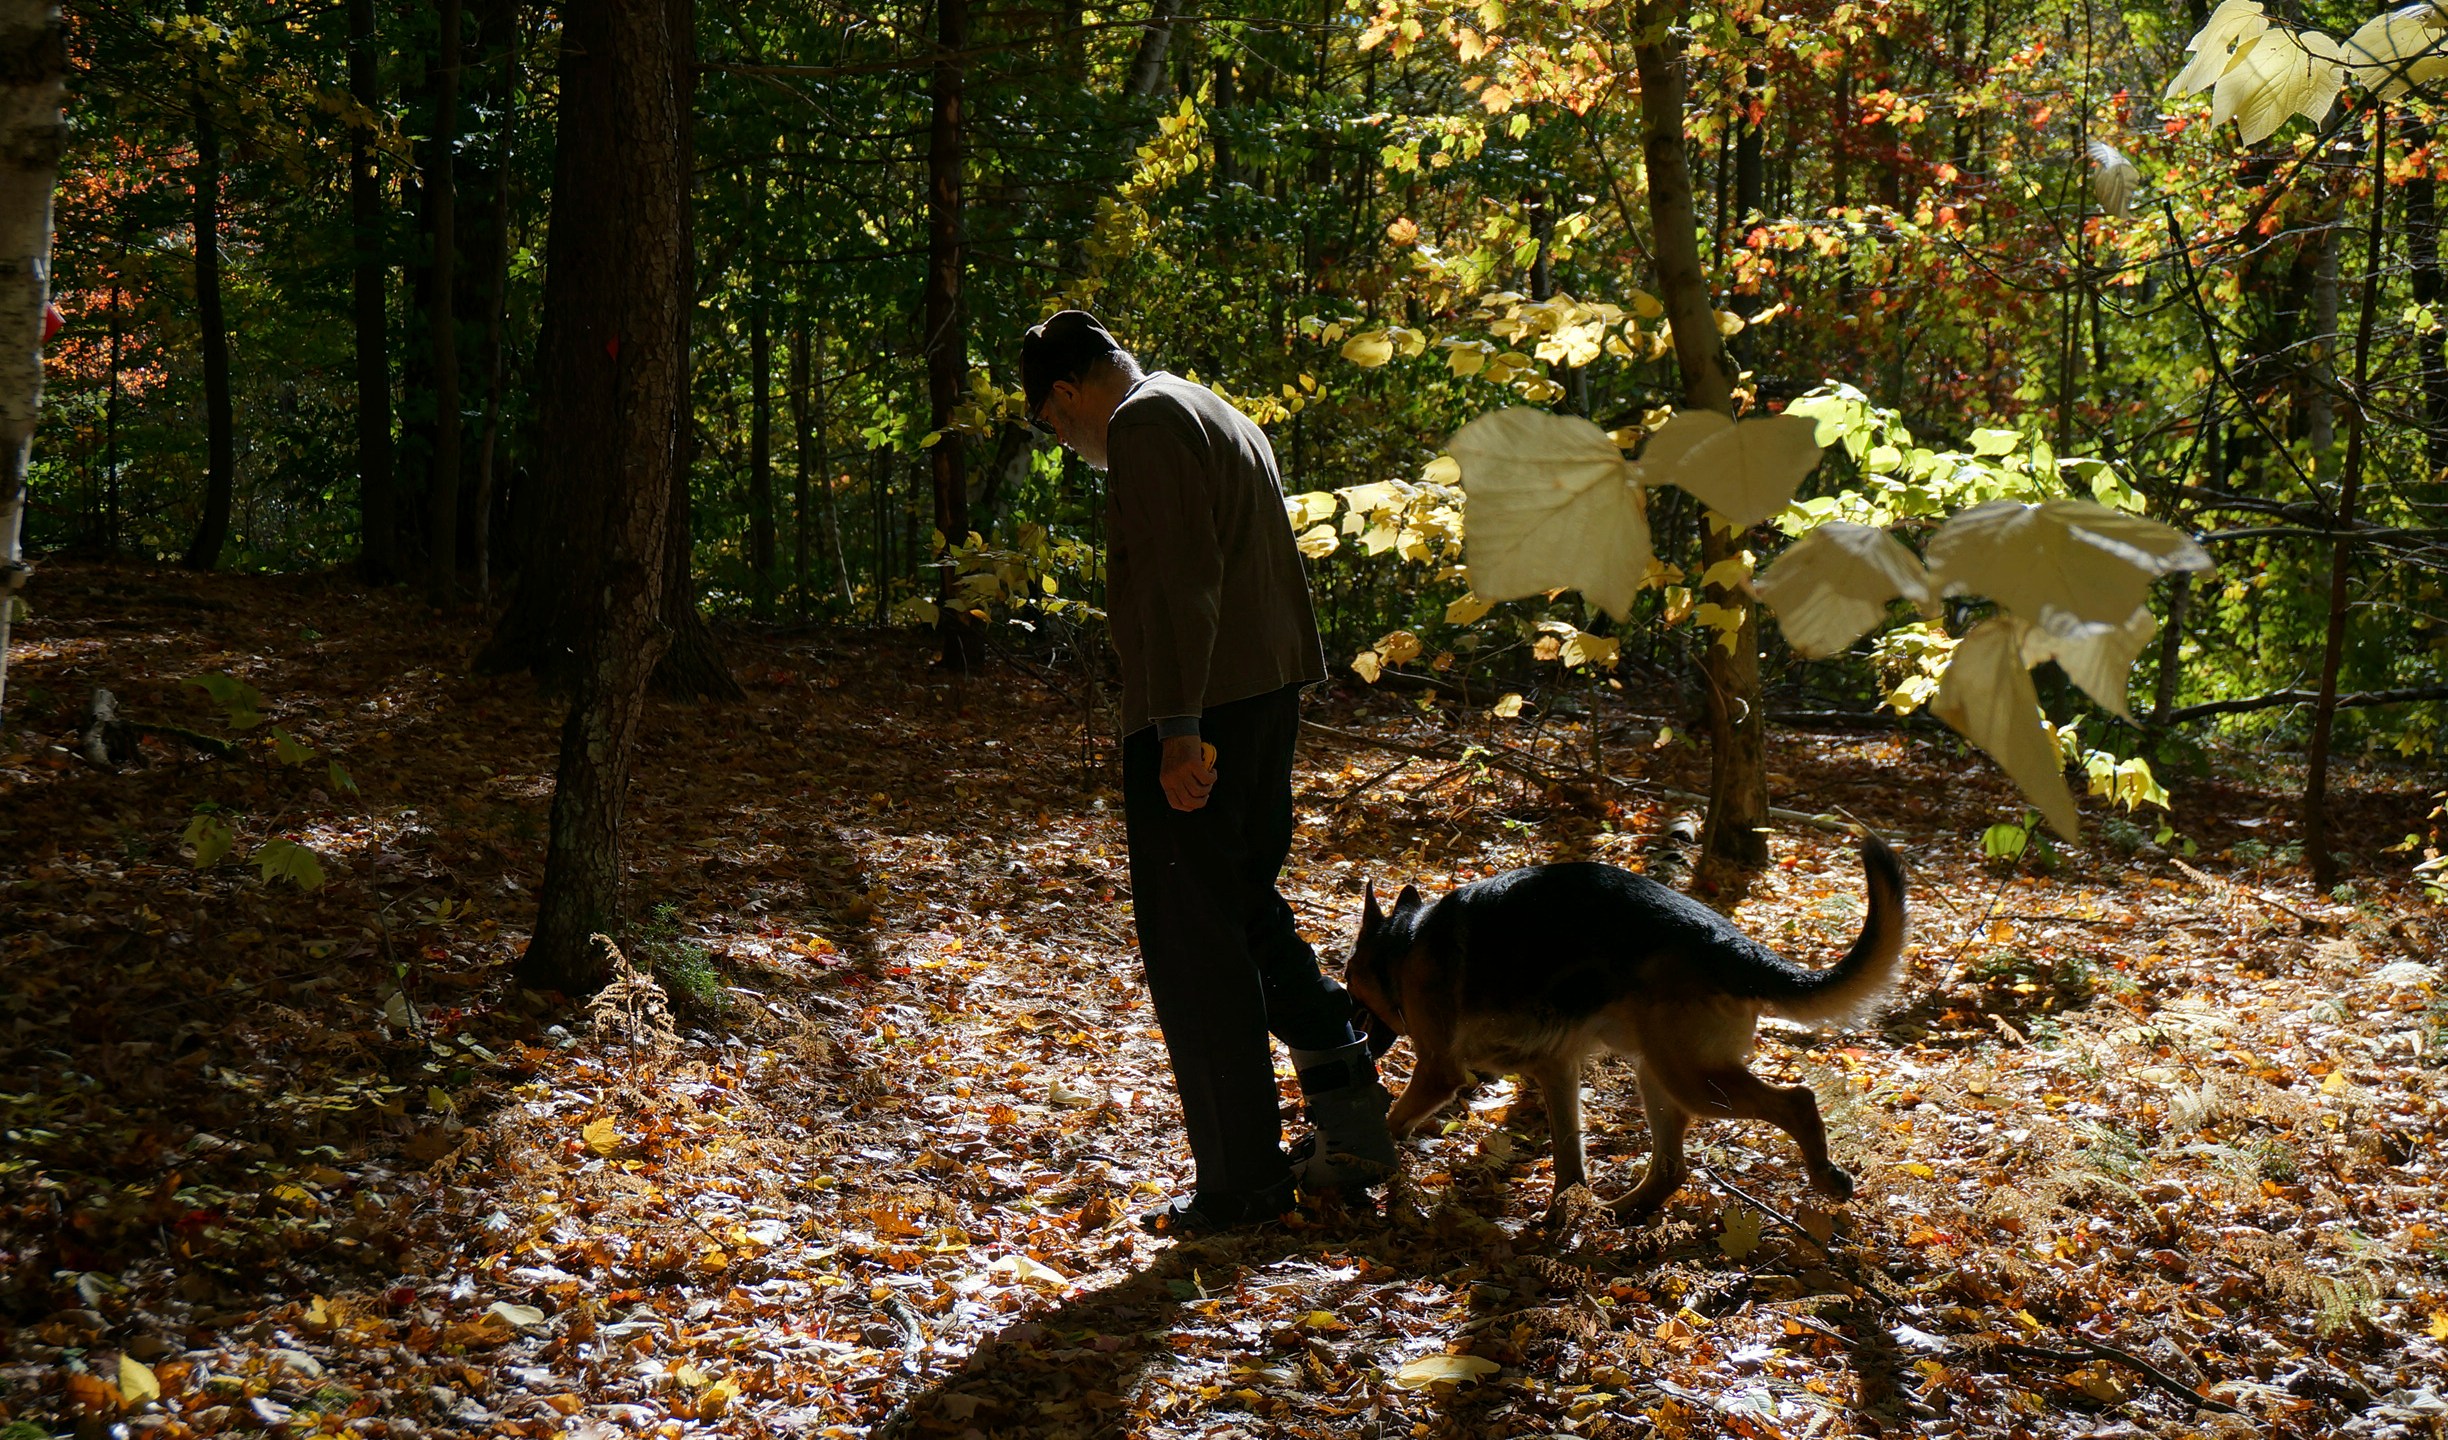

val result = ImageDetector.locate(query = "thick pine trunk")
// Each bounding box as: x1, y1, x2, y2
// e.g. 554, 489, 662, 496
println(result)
425, 0, 463, 606
516, 0, 689, 995
926, 0, 979, 668
350, 0, 395, 583
478, 0, 736, 699
1634, 0, 1770, 869
0, 0, 62, 726
182, 101, 235, 571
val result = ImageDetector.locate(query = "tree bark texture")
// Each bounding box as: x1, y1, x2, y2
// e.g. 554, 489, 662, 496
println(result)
648, 0, 741, 699
182, 99, 235, 571
425, 0, 464, 607
926, 0, 979, 667
478, 0, 737, 701
516, 0, 688, 995
349, 0, 396, 582
1634, 0, 1769, 869
748, 196, 775, 619
0, 0, 63, 726
473, 6, 516, 603
2402, 118, 2448, 474
789, 307, 810, 615
2303, 110, 2388, 891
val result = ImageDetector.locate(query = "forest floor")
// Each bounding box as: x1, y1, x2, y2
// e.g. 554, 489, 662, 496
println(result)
3, 559, 2446, 1440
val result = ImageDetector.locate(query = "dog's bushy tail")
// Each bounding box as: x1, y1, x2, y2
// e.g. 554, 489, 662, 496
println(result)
1762, 835, 1909, 1025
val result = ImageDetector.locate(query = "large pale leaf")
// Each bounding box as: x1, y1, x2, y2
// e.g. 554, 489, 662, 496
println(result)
2016, 605, 2159, 721
1931, 618, 2080, 839
1753, 522, 1934, 658
2344, 5, 2448, 97
2168, 0, 2271, 96
2087, 140, 2141, 218
1640, 411, 1827, 531
1923, 499, 2210, 628
2213, 29, 2346, 144
1389, 1353, 1501, 1389
1451, 408, 1652, 620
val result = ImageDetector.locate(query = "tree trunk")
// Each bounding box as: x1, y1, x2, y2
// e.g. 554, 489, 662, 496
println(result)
2304, 111, 2390, 891
789, 306, 811, 616
1634, 0, 1770, 870
747, 191, 775, 620
0, 0, 62, 726
350, 0, 395, 583
2403, 118, 2448, 473
425, 0, 463, 607
182, 99, 235, 571
472, 4, 516, 604
926, 0, 980, 668
649, 0, 741, 699
515, 0, 688, 995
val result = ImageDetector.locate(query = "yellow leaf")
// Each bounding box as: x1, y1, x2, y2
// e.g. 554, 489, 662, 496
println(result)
1901, 1162, 1936, 1179
1285, 490, 1340, 528
1389, 1353, 1500, 1389
988, 1253, 1069, 1286
1641, 410, 1827, 532
1304, 1310, 1347, 1330
1351, 649, 1384, 683
1629, 289, 1664, 319
2429, 1312, 2448, 1341
1340, 330, 1396, 367
583, 1118, 621, 1155
1491, 693, 1525, 718
1295, 523, 1340, 560
1376, 630, 1423, 666
1444, 592, 1494, 625
1421, 455, 1462, 486
1753, 522, 1934, 659
1718, 1206, 1763, 1260
119, 1355, 161, 1405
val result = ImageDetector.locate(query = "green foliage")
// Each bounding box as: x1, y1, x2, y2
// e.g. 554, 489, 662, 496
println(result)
185, 672, 265, 730
184, 809, 235, 867
252, 839, 326, 891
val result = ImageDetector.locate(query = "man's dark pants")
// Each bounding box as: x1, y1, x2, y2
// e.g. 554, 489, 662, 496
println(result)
1123, 684, 1359, 1197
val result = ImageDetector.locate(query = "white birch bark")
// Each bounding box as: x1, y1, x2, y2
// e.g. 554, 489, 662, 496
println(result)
0, 0, 64, 728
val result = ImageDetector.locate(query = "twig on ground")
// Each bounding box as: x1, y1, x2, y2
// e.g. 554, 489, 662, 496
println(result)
1994, 1339, 2256, 1421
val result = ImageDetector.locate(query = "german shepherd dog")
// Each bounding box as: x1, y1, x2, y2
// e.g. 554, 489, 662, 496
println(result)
1344, 837, 1908, 1222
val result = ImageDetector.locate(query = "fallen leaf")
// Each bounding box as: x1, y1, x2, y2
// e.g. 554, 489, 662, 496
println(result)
1389, 1353, 1500, 1389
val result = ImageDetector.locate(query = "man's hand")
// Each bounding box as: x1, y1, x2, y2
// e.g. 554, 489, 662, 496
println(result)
1161, 735, 1217, 812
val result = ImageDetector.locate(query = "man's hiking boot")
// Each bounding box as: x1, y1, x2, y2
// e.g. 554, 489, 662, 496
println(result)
1287, 1039, 1400, 1197
1137, 1175, 1298, 1237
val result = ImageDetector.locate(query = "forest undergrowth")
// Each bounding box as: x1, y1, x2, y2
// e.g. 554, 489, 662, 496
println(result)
3, 562, 2446, 1440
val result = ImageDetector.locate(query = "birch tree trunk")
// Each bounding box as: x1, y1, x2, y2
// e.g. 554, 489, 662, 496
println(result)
1634, 0, 1770, 869
0, 0, 62, 727
517, 0, 688, 994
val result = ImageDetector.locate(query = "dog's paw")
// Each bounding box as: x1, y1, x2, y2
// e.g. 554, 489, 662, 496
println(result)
1811, 1165, 1855, 1203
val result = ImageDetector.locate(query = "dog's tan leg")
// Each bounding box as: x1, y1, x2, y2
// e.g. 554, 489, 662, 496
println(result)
1656, 1062, 1853, 1202
1531, 1058, 1586, 1217
1609, 1063, 1691, 1223
1386, 1055, 1469, 1138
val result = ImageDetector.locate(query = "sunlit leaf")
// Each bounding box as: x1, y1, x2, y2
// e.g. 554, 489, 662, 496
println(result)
1285, 490, 1339, 528
1389, 1353, 1500, 1389
2212, 28, 2346, 144
2167, 0, 2271, 97
1450, 408, 1652, 621
2086, 140, 2140, 217
1639, 410, 1827, 531
1341, 330, 1396, 366
1931, 618, 2080, 838
1753, 522, 1935, 658
1491, 692, 1525, 718
1296, 524, 1340, 559
2015, 605, 2159, 721
119, 1355, 161, 1405
582, 1117, 621, 1155
1923, 499, 2211, 629
2345, 5, 2448, 97
485, 1302, 548, 1332
1719, 1206, 1763, 1259
1444, 592, 1494, 625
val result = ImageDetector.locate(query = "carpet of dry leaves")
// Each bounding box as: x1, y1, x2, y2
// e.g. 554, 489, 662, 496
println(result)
3, 560, 2446, 1440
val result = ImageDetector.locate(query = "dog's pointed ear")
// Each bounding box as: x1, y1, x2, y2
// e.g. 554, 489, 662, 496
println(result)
1361, 879, 1382, 929
1395, 883, 1424, 914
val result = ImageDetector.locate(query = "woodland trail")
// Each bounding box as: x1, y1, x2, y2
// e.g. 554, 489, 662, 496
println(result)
2, 561, 2445, 1440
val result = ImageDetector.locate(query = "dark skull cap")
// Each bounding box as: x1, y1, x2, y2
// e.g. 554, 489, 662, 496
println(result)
1020, 310, 1125, 418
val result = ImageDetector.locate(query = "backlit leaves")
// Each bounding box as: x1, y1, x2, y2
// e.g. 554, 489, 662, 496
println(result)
1752, 522, 1934, 659
1448, 407, 1651, 620
1449, 406, 1822, 620
2166, 0, 2438, 145
1924, 500, 2212, 631
1933, 619, 2081, 840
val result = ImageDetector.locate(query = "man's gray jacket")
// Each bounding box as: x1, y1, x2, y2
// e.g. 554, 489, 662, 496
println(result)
1104, 372, 1327, 737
